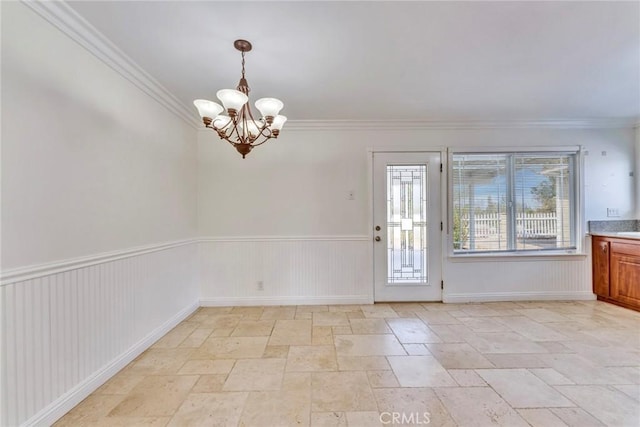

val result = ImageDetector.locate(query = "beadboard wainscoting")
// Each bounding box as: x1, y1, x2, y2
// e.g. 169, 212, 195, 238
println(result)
198, 236, 372, 306
443, 253, 595, 303
0, 241, 199, 427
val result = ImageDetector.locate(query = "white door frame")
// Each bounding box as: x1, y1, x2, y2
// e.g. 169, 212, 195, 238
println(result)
367, 147, 448, 302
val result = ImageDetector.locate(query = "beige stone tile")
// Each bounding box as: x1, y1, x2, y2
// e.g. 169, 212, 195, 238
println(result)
374, 388, 455, 427
231, 306, 264, 319
360, 305, 398, 318
537, 353, 634, 384
210, 327, 234, 337
58, 394, 125, 423
230, 320, 274, 337
349, 319, 391, 334
425, 343, 494, 369
287, 345, 338, 372
336, 356, 390, 371
200, 314, 243, 329
125, 348, 195, 375
260, 306, 296, 320
310, 412, 347, 427
179, 328, 213, 348
387, 355, 457, 387
556, 385, 640, 426
282, 371, 312, 392
386, 318, 442, 344
328, 304, 362, 312
95, 374, 145, 395
346, 411, 383, 426
497, 316, 568, 341
367, 371, 399, 388
537, 341, 573, 353
223, 358, 286, 391
177, 359, 235, 375
193, 336, 268, 359
55, 415, 168, 427
263, 345, 290, 358
389, 303, 426, 312
240, 389, 311, 427
297, 305, 329, 313
456, 317, 512, 333
191, 375, 227, 393
448, 369, 486, 387
517, 409, 569, 427
152, 330, 190, 349
464, 332, 549, 354
615, 384, 640, 402
269, 319, 312, 346
484, 353, 549, 368
296, 312, 314, 320
529, 368, 575, 385
197, 307, 233, 315
167, 392, 248, 426
550, 407, 605, 426
476, 369, 573, 408
334, 335, 406, 357
402, 344, 430, 355
427, 324, 467, 343
415, 310, 461, 325
435, 387, 529, 426
311, 371, 377, 412
515, 308, 571, 323
347, 311, 365, 320
313, 326, 334, 345
313, 312, 350, 326
332, 326, 353, 335
109, 375, 199, 417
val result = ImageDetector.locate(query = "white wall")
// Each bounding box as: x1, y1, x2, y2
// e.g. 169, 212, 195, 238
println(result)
1, 2, 198, 270
1, 3, 199, 426
198, 125, 635, 303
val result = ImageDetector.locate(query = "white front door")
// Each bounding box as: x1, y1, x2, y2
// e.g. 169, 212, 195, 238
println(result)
373, 152, 442, 302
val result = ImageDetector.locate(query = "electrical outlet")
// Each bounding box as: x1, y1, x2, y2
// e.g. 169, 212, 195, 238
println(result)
257, 281, 264, 291
607, 208, 620, 217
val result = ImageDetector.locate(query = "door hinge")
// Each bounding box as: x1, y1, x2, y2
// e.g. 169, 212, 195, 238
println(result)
440, 164, 443, 173
441, 280, 444, 289
440, 222, 443, 231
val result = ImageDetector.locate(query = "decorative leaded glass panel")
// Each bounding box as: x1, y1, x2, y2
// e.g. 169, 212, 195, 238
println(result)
386, 165, 428, 283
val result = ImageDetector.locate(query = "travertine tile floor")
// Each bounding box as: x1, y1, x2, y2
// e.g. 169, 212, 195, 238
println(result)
56, 301, 640, 426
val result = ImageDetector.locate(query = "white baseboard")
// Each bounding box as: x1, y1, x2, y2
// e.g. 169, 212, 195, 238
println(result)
200, 295, 373, 307
443, 291, 596, 303
25, 301, 199, 427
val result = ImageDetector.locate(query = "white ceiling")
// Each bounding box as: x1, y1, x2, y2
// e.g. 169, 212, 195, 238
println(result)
67, 0, 640, 122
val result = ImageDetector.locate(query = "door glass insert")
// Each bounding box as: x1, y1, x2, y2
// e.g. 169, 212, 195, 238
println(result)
386, 165, 428, 283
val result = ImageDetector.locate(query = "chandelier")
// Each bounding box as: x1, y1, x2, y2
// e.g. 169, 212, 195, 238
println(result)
193, 39, 286, 158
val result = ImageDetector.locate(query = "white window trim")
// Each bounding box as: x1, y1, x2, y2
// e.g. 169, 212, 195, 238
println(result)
446, 146, 585, 258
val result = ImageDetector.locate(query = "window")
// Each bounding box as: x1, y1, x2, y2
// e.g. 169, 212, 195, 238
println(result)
452, 151, 578, 254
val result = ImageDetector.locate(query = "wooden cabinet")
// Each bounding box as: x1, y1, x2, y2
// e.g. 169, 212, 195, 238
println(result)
592, 238, 610, 296
592, 236, 640, 312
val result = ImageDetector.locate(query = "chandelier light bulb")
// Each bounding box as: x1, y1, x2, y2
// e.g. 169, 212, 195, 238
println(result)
193, 99, 223, 120
270, 115, 287, 131
216, 89, 248, 115
255, 98, 284, 121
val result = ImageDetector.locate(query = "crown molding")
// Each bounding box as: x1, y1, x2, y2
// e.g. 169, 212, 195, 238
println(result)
22, 0, 200, 129
281, 118, 639, 131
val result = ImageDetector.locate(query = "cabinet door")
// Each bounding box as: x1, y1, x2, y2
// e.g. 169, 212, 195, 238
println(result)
592, 238, 610, 297
610, 253, 640, 308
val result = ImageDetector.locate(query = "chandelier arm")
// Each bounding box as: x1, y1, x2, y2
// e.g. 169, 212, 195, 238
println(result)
248, 137, 274, 148
243, 103, 273, 141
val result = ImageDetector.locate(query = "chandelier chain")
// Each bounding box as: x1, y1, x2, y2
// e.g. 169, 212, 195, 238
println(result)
241, 51, 246, 79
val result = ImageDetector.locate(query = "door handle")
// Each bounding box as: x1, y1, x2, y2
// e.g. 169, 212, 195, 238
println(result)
375, 236, 381, 242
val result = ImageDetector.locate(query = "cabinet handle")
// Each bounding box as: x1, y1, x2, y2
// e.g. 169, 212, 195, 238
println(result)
602, 244, 607, 253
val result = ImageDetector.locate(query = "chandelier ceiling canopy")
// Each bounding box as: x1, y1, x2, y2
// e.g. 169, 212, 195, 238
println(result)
194, 39, 286, 158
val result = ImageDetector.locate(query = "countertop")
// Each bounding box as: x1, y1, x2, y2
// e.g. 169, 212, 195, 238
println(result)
589, 231, 640, 241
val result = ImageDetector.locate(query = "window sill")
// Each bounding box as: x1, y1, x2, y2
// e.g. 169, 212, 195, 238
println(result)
448, 251, 587, 262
